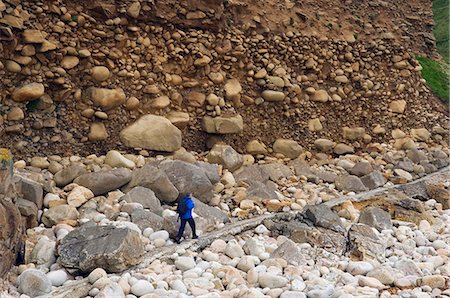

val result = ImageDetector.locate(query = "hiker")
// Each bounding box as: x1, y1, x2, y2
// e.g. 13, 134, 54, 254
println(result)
175, 192, 198, 243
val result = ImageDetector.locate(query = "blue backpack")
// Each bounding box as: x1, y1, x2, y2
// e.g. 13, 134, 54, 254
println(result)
177, 197, 188, 215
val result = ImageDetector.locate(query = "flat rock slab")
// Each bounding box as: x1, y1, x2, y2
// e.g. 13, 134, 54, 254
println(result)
74, 168, 131, 196
58, 225, 144, 273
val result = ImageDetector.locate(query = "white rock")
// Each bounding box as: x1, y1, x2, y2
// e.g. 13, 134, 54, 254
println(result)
143, 228, 154, 238
237, 256, 256, 272
43, 193, 60, 208
88, 268, 107, 284
259, 273, 288, 288
131, 280, 154, 296
175, 257, 196, 271
67, 186, 94, 207
225, 240, 245, 258
210, 239, 227, 253
243, 238, 265, 256
18, 269, 52, 297
280, 291, 306, 298
358, 276, 387, 290
255, 225, 269, 235
46, 270, 68, 287
149, 230, 170, 241
170, 279, 187, 293
291, 279, 306, 291
154, 238, 166, 248
347, 261, 374, 275
104, 150, 136, 169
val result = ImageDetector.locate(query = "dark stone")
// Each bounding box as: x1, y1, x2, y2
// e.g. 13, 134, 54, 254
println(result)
304, 204, 345, 233
234, 164, 270, 185
335, 175, 368, 192
358, 207, 392, 232
192, 197, 229, 223
16, 198, 38, 229
20, 177, 43, 209
361, 171, 386, 189
131, 209, 163, 231
349, 161, 373, 177
74, 168, 132, 196
120, 186, 163, 215
347, 223, 386, 261
54, 164, 87, 187
407, 149, 428, 164
261, 163, 293, 182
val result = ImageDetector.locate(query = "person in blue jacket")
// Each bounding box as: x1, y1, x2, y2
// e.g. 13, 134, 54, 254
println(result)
175, 193, 198, 243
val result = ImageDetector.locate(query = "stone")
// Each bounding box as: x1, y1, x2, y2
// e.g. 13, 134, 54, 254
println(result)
394, 169, 413, 181
58, 225, 144, 273
131, 280, 153, 296
54, 164, 87, 187
127, 2, 141, 18
74, 168, 132, 195
7, 107, 25, 121
175, 256, 196, 271
358, 207, 392, 232
411, 128, 430, 141
225, 240, 244, 258
104, 150, 135, 169
243, 237, 265, 256
261, 163, 292, 181
16, 198, 38, 228
424, 173, 450, 209
5, 60, 21, 73
347, 261, 374, 275
361, 171, 386, 189
124, 164, 179, 203
308, 118, 323, 132
12, 83, 45, 102
67, 186, 94, 208
131, 209, 164, 231
191, 197, 229, 223
262, 90, 285, 102
46, 270, 68, 287
91, 66, 110, 82
271, 239, 308, 266
88, 88, 126, 111
312, 90, 330, 102
224, 79, 242, 101
187, 91, 206, 107
259, 273, 288, 288
202, 115, 244, 134
334, 143, 355, 155
347, 223, 386, 261
207, 144, 243, 172
120, 115, 182, 152
88, 122, 108, 141
0, 199, 22, 277
273, 139, 303, 159
121, 187, 163, 215
149, 230, 170, 241
419, 275, 445, 289
234, 164, 270, 185
314, 139, 334, 152
29, 237, 56, 269
246, 140, 268, 155
343, 127, 365, 140
166, 111, 190, 129
367, 267, 395, 285
159, 160, 214, 203
335, 175, 367, 192
23, 30, 45, 43
18, 269, 52, 297
358, 276, 387, 290
20, 177, 44, 209
394, 259, 423, 276
42, 205, 79, 227
149, 95, 170, 109
61, 56, 79, 69
349, 161, 373, 177
304, 204, 345, 233
390, 100, 407, 113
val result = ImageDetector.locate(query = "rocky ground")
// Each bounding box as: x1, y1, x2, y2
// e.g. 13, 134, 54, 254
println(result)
0, 140, 449, 297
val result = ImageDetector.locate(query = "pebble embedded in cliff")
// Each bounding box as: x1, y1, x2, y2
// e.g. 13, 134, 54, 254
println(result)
390, 100, 407, 113
22, 29, 46, 43
224, 79, 242, 101
261, 90, 285, 102
91, 66, 110, 82
12, 83, 45, 102
120, 115, 182, 152
202, 115, 244, 134
273, 139, 303, 159
312, 90, 330, 102
88, 88, 126, 111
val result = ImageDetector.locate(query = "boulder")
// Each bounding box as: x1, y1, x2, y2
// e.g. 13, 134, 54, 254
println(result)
361, 171, 386, 189
192, 198, 229, 223
123, 164, 179, 203
120, 187, 163, 215
74, 168, 132, 196
290, 160, 319, 183
0, 199, 23, 277
261, 90, 285, 102
58, 225, 144, 273
159, 160, 214, 203
120, 115, 182, 152
271, 239, 309, 265
335, 175, 368, 192
342, 127, 365, 140
91, 66, 110, 82
18, 269, 52, 297
202, 115, 243, 134
358, 207, 392, 232
29, 237, 56, 269
347, 223, 387, 261
104, 150, 135, 169
259, 273, 288, 288
246, 181, 278, 201
273, 139, 303, 159
130, 209, 163, 231
261, 163, 292, 181
207, 144, 243, 172
41, 205, 79, 227
334, 143, 355, 155
349, 161, 373, 177
314, 139, 334, 152
311, 90, 330, 102
389, 100, 407, 113
410, 128, 430, 141
12, 83, 45, 102
88, 122, 108, 141
234, 165, 270, 185
195, 162, 221, 184
246, 140, 268, 155
304, 204, 345, 233
88, 88, 126, 111
424, 173, 450, 209
224, 79, 242, 101
54, 164, 87, 187
20, 177, 44, 209
166, 111, 190, 129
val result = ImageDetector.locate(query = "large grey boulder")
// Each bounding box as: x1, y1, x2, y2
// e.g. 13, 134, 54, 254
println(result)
234, 165, 270, 185
74, 168, 132, 195
206, 144, 243, 172
123, 164, 178, 203
131, 209, 163, 231
192, 198, 229, 223
347, 223, 386, 262
120, 115, 182, 152
20, 177, 43, 209
18, 269, 52, 297
349, 161, 373, 177
358, 207, 392, 232
304, 204, 345, 233
271, 239, 311, 266
361, 171, 386, 189
246, 181, 278, 201
290, 160, 319, 183
58, 225, 144, 273
54, 164, 87, 187
335, 175, 368, 192
195, 162, 220, 184
159, 160, 214, 203
120, 187, 163, 215
261, 163, 293, 182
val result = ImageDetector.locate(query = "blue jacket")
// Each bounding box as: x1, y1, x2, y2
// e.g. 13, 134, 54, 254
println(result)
180, 196, 195, 219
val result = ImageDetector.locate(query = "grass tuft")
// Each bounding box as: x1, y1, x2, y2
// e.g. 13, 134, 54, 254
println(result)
417, 56, 449, 101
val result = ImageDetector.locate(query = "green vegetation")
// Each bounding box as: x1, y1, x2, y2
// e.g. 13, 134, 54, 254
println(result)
417, 0, 449, 101
417, 56, 449, 101
432, 0, 449, 63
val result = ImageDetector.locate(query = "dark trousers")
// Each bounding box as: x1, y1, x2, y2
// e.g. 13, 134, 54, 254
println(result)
176, 218, 196, 239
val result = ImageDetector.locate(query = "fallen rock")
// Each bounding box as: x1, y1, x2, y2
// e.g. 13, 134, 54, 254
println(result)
104, 150, 135, 169
335, 175, 368, 192
361, 171, 386, 189
74, 168, 132, 196
314, 139, 334, 152
88, 122, 108, 141
207, 144, 243, 172
342, 127, 365, 140
120, 115, 182, 152
18, 269, 52, 297
12, 83, 45, 102
358, 207, 392, 232
91, 66, 110, 82
41, 205, 79, 227
54, 164, 87, 187
224, 79, 242, 101
390, 100, 407, 113
304, 204, 345, 233
67, 186, 94, 208
261, 90, 285, 102
312, 90, 330, 102
347, 224, 387, 261
88, 88, 126, 111
131, 209, 163, 231
202, 115, 243, 134
259, 273, 288, 289
121, 186, 163, 215
58, 225, 144, 273
273, 139, 303, 159
20, 177, 44, 209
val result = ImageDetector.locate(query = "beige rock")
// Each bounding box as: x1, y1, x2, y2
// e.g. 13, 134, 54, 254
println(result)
312, 90, 330, 102
334, 143, 355, 155
7, 107, 25, 121
343, 127, 365, 140
246, 140, 268, 155
39, 40, 57, 52
149, 96, 170, 109
166, 111, 190, 129
67, 186, 94, 208
273, 139, 303, 159
411, 128, 430, 141
23, 30, 45, 43
372, 125, 386, 134
261, 90, 285, 102
389, 100, 407, 113
30, 157, 50, 169
208, 72, 224, 84
5, 60, 21, 73
224, 79, 242, 101
206, 94, 220, 106
91, 66, 110, 82
254, 69, 267, 79
194, 56, 211, 66
12, 83, 45, 102
127, 2, 141, 18
88, 123, 108, 141
186, 91, 206, 107
202, 115, 244, 134
335, 75, 349, 83
314, 139, 334, 152
88, 88, 126, 111
61, 56, 79, 69
392, 129, 406, 139
104, 150, 136, 169
308, 118, 323, 132
125, 97, 140, 110
120, 115, 182, 152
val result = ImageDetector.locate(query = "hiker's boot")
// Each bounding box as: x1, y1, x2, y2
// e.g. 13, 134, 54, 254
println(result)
175, 237, 181, 244
192, 235, 198, 239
